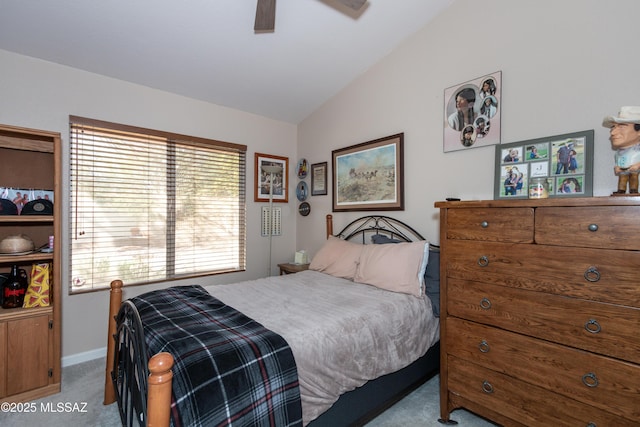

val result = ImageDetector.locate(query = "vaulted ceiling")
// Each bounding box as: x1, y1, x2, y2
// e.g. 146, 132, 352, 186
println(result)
0, 0, 453, 124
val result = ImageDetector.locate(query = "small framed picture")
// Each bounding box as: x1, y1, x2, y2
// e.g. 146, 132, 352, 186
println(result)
255, 153, 288, 203
494, 130, 593, 199
310, 162, 328, 196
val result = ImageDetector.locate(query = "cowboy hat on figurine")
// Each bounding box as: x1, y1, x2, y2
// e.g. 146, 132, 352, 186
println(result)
602, 106, 640, 128
602, 106, 640, 195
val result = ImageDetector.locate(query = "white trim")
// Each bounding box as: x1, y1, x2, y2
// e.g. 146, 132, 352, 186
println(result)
62, 347, 106, 367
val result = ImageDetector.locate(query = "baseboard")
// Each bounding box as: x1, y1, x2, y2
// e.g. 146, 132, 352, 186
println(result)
62, 346, 107, 367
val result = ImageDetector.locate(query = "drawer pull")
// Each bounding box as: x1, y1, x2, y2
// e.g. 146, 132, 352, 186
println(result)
477, 256, 489, 267
588, 223, 599, 232
582, 372, 599, 388
584, 266, 600, 282
478, 340, 490, 353
584, 319, 601, 334
481, 380, 494, 394
480, 298, 492, 310
480, 221, 489, 228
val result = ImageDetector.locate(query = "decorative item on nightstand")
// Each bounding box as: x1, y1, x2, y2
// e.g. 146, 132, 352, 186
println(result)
294, 250, 308, 265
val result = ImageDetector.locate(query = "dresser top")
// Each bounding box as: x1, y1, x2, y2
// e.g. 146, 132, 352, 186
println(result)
435, 196, 640, 209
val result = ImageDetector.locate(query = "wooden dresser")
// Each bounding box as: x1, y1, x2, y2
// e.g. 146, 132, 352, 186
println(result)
435, 197, 640, 426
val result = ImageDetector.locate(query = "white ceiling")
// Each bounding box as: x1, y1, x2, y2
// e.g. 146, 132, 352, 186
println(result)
0, 0, 453, 124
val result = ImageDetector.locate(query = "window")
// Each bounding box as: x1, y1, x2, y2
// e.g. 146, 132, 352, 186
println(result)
69, 116, 247, 293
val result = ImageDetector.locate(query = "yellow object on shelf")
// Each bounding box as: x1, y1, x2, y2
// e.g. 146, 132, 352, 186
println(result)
23, 263, 50, 308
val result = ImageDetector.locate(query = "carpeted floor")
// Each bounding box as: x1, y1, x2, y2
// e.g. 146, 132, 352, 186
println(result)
0, 357, 496, 426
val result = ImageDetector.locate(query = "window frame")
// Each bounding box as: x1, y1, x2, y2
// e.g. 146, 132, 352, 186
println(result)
69, 115, 247, 294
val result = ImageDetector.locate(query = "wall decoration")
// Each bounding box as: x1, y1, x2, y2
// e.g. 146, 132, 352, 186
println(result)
298, 202, 311, 216
332, 133, 404, 212
296, 158, 308, 179
296, 181, 308, 201
310, 162, 327, 196
254, 153, 288, 203
493, 130, 593, 199
444, 71, 502, 153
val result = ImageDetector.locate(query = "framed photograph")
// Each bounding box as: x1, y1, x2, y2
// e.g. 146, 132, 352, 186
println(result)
444, 71, 502, 153
494, 130, 594, 199
332, 133, 404, 212
254, 153, 288, 203
310, 162, 328, 196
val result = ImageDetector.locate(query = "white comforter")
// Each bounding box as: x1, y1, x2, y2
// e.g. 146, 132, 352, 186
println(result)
205, 270, 440, 425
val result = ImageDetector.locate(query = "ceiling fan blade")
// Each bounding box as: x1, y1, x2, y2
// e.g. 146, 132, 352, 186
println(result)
335, 0, 367, 11
254, 0, 276, 31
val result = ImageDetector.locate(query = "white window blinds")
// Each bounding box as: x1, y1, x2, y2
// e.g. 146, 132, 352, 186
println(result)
69, 116, 246, 293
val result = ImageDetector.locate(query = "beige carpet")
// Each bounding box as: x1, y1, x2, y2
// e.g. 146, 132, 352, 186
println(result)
0, 357, 496, 426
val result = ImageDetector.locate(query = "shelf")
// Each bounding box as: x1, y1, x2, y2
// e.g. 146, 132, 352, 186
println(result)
0, 216, 53, 224
0, 252, 54, 263
0, 305, 53, 322
0, 133, 55, 153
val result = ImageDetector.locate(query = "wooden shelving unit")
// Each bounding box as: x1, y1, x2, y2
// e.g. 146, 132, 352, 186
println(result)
0, 123, 61, 403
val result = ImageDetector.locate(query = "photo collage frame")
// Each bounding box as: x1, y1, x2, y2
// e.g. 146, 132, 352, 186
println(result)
494, 130, 594, 199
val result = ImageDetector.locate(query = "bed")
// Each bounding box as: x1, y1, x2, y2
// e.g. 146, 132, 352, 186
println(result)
103, 214, 441, 426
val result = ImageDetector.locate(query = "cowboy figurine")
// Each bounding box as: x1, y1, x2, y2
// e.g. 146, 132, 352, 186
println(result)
602, 106, 640, 194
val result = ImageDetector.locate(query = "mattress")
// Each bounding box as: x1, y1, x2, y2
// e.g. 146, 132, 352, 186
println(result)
205, 269, 440, 425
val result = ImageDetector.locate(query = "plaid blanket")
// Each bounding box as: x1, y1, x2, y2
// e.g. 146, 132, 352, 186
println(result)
130, 285, 302, 427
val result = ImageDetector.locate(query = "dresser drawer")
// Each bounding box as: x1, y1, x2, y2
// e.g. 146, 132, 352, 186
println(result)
445, 240, 640, 308
447, 278, 640, 363
447, 355, 639, 426
536, 206, 640, 250
444, 208, 534, 243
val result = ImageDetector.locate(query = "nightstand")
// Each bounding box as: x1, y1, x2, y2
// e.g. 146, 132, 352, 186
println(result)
277, 263, 309, 275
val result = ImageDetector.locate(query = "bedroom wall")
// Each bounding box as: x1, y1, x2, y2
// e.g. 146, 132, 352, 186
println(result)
296, 0, 640, 255
0, 49, 298, 362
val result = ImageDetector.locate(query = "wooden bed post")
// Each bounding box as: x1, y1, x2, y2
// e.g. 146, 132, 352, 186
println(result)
104, 279, 123, 405
147, 352, 174, 427
326, 214, 333, 238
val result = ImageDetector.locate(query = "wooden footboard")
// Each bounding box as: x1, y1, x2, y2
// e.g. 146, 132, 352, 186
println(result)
104, 279, 174, 427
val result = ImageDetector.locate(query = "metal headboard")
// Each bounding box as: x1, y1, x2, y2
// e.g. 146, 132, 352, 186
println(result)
113, 300, 150, 427
335, 215, 425, 244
